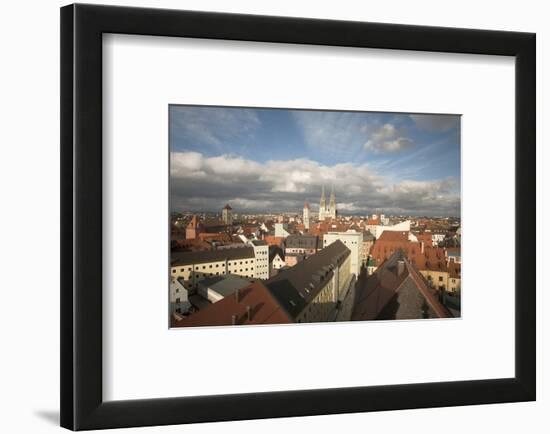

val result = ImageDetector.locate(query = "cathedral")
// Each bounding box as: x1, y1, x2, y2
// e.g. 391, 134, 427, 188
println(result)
318, 186, 337, 220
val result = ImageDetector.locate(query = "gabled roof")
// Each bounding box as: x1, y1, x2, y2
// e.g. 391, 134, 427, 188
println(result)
171, 281, 292, 327
352, 249, 451, 320
197, 274, 252, 297
187, 215, 199, 229
377, 231, 409, 242
284, 234, 319, 250
266, 240, 350, 318
269, 245, 285, 262
171, 246, 254, 266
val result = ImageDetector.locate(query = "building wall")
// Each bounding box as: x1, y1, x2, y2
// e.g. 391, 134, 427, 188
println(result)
274, 223, 290, 237
222, 208, 232, 225
362, 239, 374, 263
296, 279, 336, 323
323, 231, 362, 277
448, 276, 461, 293
171, 256, 256, 290
284, 255, 300, 268
370, 220, 411, 239
252, 243, 269, 279
271, 254, 285, 270
335, 274, 356, 322
420, 269, 449, 292
294, 251, 352, 323
285, 247, 316, 255
170, 278, 191, 315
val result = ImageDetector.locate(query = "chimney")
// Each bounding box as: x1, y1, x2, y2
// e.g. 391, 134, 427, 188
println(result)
397, 260, 405, 276
235, 288, 240, 303
231, 314, 237, 325
246, 305, 252, 321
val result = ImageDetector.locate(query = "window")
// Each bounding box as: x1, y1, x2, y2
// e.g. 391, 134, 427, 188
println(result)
176, 298, 181, 304
180, 268, 184, 272
438, 276, 443, 282
172, 269, 176, 273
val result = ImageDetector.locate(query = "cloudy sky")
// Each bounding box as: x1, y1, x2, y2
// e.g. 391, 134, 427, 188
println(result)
170, 105, 461, 217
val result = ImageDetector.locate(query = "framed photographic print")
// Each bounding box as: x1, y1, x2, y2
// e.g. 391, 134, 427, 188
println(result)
60, 3, 536, 431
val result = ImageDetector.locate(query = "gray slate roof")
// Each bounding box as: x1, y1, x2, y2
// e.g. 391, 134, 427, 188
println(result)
171, 247, 254, 266
284, 234, 319, 250
197, 274, 252, 297
363, 230, 376, 241
266, 240, 350, 318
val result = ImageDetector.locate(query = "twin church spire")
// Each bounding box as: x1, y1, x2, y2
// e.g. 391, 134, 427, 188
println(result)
319, 185, 337, 220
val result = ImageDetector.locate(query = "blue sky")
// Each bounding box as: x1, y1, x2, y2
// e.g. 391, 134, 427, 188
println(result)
169, 105, 461, 216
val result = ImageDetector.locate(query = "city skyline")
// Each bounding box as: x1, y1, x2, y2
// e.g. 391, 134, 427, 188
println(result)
170, 105, 461, 217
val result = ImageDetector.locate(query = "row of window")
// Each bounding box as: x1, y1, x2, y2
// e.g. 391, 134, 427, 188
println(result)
172, 259, 256, 273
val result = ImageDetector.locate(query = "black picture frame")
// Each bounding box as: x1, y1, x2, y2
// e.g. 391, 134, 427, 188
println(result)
60, 3, 536, 431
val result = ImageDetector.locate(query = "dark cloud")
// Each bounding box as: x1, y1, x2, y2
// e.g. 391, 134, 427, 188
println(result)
170, 152, 460, 216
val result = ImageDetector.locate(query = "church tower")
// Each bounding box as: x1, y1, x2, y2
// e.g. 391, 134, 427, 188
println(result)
303, 201, 310, 230
319, 186, 326, 221
328, 186, 337, 219
222, 204, 233, 225
186, 215, 200, 239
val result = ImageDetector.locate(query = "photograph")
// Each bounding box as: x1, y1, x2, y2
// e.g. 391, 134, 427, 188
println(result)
169, 105, 461, 327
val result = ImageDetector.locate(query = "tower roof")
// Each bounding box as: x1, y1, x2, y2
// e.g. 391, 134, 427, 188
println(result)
223, 204, 232, 210
187, 215, 199, 229
303, 201, 310, 209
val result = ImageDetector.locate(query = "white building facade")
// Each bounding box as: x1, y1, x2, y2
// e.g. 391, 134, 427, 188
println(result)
303, 202, 310, 230
369, 220, 412, 239
249, 240, 269, 279
323, 230, 363, 277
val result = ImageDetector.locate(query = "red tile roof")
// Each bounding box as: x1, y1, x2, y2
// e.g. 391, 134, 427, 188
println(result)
353, 250, 451, 320
264, 235, 285, 247
377, 231, 409, 242
416, 232, 433, 245
171, 281, 292, 327
448, 262, 461, 279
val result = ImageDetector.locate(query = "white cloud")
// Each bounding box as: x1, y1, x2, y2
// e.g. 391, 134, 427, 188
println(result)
364, 123, 414, 153
170, 151, 460, 216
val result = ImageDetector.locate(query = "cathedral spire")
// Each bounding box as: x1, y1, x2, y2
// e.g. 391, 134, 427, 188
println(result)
319, 185, 326, 221
328, 185, 336, 219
